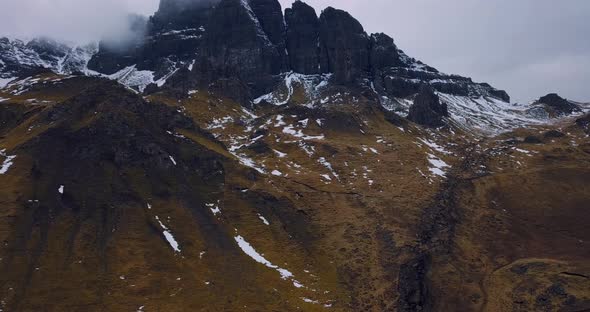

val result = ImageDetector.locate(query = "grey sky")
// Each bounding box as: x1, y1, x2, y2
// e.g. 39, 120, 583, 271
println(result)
1, 0, 588, 102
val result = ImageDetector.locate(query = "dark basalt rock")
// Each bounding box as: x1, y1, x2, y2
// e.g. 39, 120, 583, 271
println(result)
247, 140, 272, 154
487, 87, 511, 102
194, 0, 282, 97
407, 85, 449, 127
543, 130, 566, 139
82, 0, 512, 105
285, 0, 320, 74
535, 93, 581, 116
319, 7, 370, 83
575, 113, 590, 134
379, 75, 422, 98
87, 41, 138, 75
523, 135, 543, 144
249, 0, 286, 49
370, 33, 402, 72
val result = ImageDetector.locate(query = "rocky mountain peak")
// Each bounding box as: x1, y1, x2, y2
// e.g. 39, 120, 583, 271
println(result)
535, 93, 582, 116
81, 0, 514, 107
284, 0, 320, 74
5, 0, 586, 134
0, 37, 96, 79
318, 6, 370, 83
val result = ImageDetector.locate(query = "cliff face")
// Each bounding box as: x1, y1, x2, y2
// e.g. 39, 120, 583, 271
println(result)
284, 1, 319, 74
86, 0, 509, 103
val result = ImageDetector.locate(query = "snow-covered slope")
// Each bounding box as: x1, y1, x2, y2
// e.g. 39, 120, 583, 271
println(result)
0, 37, 96, 81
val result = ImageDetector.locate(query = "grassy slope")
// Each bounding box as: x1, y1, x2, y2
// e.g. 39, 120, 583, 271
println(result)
0, 74, 588, 311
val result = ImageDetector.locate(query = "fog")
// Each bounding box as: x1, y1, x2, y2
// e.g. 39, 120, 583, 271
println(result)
1, 0, 588, 102
0, 0, 158, 43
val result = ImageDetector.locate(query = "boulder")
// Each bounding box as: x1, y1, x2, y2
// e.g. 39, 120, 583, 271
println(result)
407, 85, 449, 127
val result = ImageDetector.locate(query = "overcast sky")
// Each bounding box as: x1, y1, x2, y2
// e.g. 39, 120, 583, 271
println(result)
1, 0, 588, 102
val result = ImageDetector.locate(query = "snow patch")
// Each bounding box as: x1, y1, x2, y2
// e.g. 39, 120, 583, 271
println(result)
106, 65, 155, 92
234, 235, 294, 280
273, 150, 287, 158
155, 216, 181, 253
419, 138, 451, 155
318, 157, 339, 180
206, 202, 222, 216
283, 125, 324, 140
253, 72, 331, 106
257, 214, 270, 225
0, 149, 16, 174
427, 154, 450, 177
271, 170, 283, 176
0, 77, 17, 89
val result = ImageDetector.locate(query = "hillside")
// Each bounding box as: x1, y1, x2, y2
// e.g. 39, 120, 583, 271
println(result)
0, 0, 589, 311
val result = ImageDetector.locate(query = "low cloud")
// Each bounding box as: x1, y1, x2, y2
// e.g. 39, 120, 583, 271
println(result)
0, 0, 158, 43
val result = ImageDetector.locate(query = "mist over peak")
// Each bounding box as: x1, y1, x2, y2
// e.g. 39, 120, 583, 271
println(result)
0, 0, 158, 44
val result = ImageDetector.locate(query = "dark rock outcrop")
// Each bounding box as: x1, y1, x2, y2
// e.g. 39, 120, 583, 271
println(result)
543, 130, 566, 139
285, 0, 320, 74
523, 135, 543, 144
407, 85, 449, 127
195, 0, 282, 96
576, 114, 590, 134
86, 41, 138, 75
318, 7, 370, 83
535, 93, 581, 116
487, 87, 511, 102
369, 33, 402, 72
79, 0, 511, 104
249, 0, 286, 48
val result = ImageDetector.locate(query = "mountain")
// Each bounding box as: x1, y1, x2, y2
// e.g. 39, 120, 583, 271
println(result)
533, 93, 583, 117
0, 37, 97, 79
1, 1, 590, 311
3, 1, 588, 135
